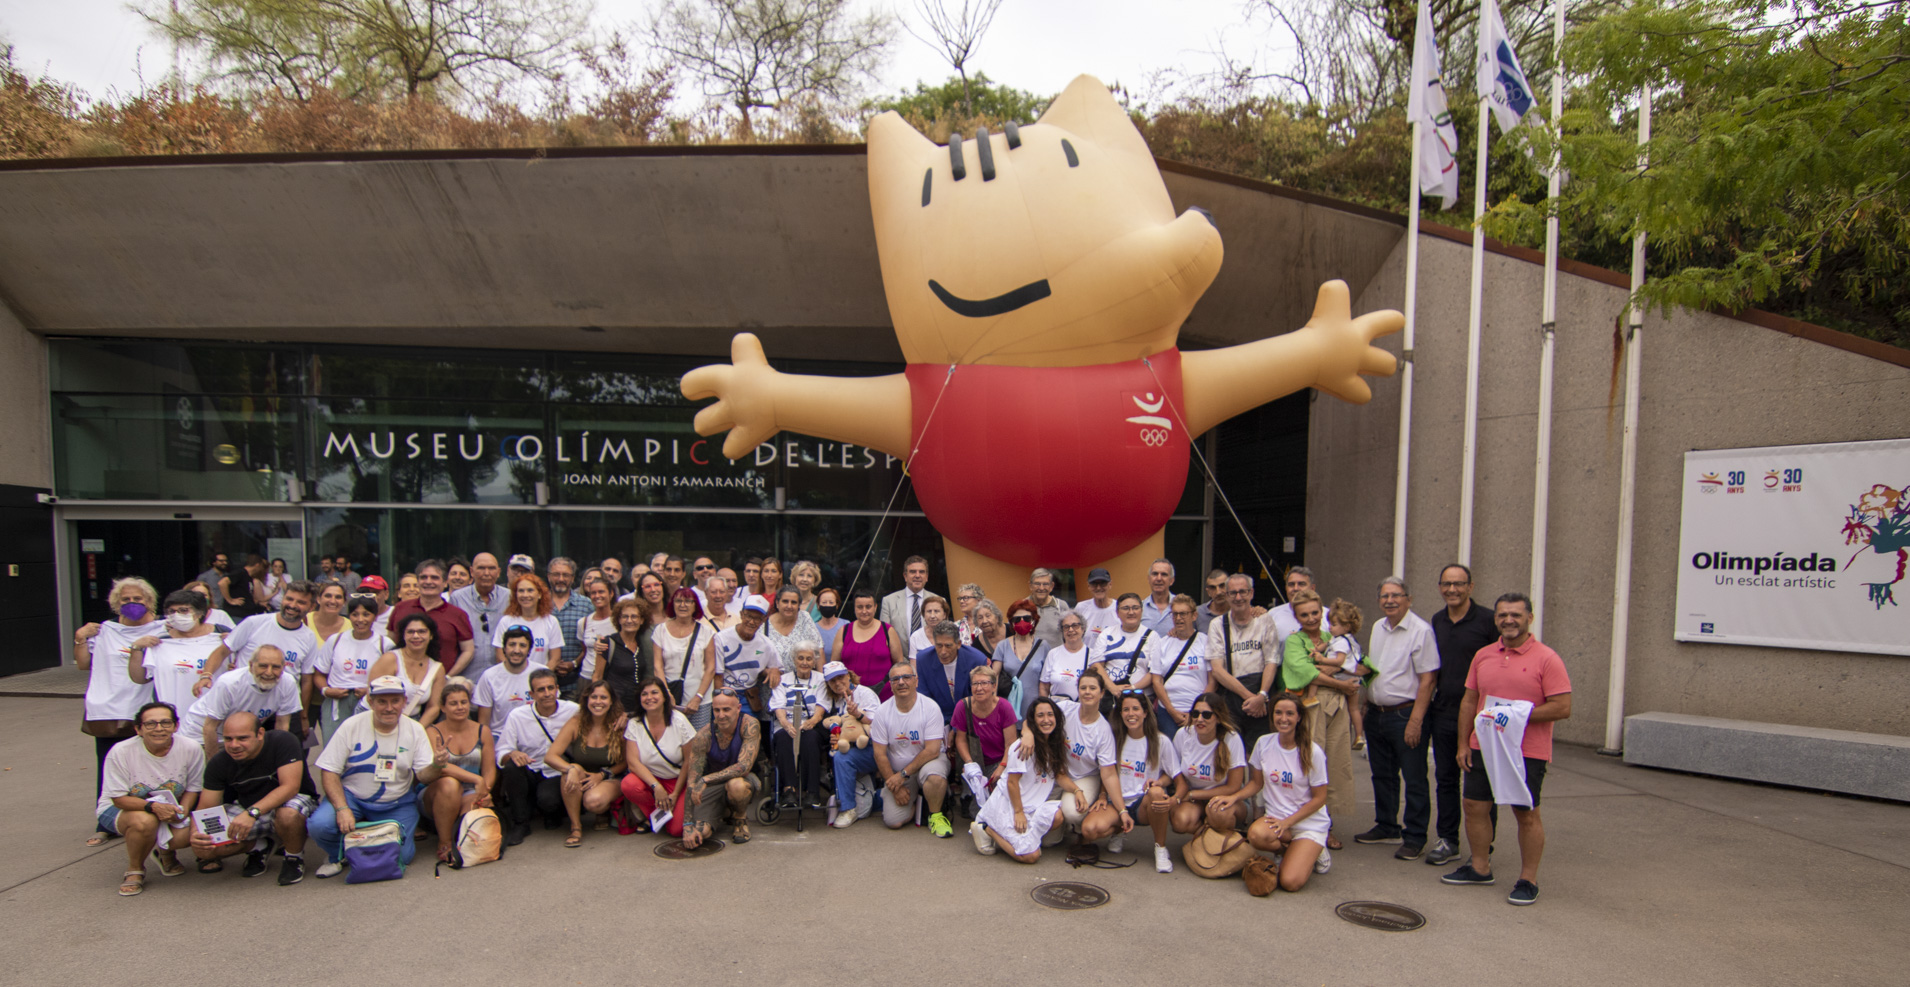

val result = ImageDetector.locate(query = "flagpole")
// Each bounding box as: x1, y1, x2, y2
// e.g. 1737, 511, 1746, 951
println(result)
1604, 83, 1651, 755
1457, 34, 1490, 568
1530, 0, 1566, 639
1392, 116, 1422, 580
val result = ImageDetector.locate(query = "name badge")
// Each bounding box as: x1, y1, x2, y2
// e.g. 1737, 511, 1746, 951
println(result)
373, 754, 400, 782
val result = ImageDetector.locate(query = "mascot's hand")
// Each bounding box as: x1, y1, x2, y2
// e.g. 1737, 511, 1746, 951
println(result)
1301, 281, 1403, 403
682, 333, 784, 460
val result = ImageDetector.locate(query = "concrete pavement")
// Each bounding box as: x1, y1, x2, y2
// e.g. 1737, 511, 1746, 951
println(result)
2, 694, 1904, 986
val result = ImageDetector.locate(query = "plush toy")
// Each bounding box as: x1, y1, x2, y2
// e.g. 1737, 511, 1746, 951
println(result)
682, 75, 1403, 592
823, 714, 870, 753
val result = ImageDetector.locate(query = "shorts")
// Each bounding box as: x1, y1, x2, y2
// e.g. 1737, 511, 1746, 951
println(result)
1463, 757, 1548, 807
223, 794, 317, 839
882, 753, 951, 828
690, 772, 763, 826
1125, 793, 1147, 816
97, 807, 121, 834
1286, 823, 1330, 848
1060, 772, 1105, 825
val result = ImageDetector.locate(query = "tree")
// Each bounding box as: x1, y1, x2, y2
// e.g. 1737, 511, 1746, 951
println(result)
865, 71, 1046, 123
648, 0, 896, 137
905, 0, 1003, 115
143, 0, 590, 100
1517, 0, 1910, 347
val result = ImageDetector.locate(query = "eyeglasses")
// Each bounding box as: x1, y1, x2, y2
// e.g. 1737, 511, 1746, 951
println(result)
889, 673, 917, 682
694, 563, 715, 571
1189, 709, 1216, 720
1171, 610, 1196, 618
1438, 581, 1469, 589
139, 718, 177, 728
1379, 593, 1407, 601
958, 594, 980, 602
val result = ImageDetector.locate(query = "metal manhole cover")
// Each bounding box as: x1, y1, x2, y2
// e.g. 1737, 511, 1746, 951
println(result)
653, 838, 726, 860
1335, 901, 1426, 932
1031, 881, 1110, 910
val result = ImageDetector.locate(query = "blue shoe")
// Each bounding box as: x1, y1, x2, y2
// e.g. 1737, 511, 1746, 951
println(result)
1507, 879, 1539, 905
1441, 864, 1495, 885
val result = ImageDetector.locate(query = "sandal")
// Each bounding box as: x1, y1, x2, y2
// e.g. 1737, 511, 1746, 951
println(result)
564, 829, 584, 849
86, 830, 118, 848
196, 858, 224, 874
153, 849, 186, 877
731, 818, 750, 844
437, 845, 454, 864
1326, 835, 1344, 850
118, 870, 146, 896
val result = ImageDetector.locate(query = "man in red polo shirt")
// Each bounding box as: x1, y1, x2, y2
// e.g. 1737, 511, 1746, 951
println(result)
1443, 592, 1570, 906
385, 559, 475, 674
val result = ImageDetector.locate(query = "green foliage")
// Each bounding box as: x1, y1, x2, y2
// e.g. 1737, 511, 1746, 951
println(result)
865, 72, 1047, 123
1538, 0, 1910, 347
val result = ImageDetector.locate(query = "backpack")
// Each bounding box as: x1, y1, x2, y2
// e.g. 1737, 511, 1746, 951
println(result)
435, 808, 505, 874
342, 819, 406, 884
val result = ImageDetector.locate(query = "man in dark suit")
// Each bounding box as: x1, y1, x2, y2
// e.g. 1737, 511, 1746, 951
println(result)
912, 620, 989, 731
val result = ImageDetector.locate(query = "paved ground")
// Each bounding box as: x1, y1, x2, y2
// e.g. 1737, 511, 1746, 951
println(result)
4, 693, 1905, 986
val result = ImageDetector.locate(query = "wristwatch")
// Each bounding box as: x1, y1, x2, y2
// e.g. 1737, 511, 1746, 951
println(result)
247, 807, 262, 819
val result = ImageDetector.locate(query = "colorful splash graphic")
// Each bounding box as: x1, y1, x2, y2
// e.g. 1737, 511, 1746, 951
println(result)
1841, 483, 1908, 609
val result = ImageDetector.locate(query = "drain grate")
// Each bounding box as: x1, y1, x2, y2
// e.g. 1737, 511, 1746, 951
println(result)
1335, 901, 1426, 932
653, 838, 727, 859
1031, 881, 1110, 910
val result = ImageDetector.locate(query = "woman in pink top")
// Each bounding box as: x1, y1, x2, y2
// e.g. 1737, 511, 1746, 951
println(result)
831, 589, 905, 700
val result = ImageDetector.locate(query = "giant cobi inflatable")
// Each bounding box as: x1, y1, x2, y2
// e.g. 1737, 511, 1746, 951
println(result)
682, 76, 1404, 594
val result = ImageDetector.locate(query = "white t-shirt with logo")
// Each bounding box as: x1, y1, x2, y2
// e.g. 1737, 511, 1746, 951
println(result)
473, 662, 540, 727
492, 614, 563, 666
96, 736, 205, 816
84, 621, 158, 722
1095, 628, 1153, 687
184, 667, 302, 742
1147, 633, 1210, 714
141, 634, 224, 719
713, 626, 779, 695
1249, 735, 1331, 832
1115, 732, 1183, 802
1073, 599, 1120, 636
315, 632, 385, 693
1061, 705, 1117, 780
1172, 728, 1246, 791
315, 711, 433, 805
870, 696, 945, 773
1042, 641, 1103, 701
224, 613, 320, 677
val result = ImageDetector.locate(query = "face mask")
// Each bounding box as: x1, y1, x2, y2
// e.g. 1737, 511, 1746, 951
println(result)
118, 602, 148, 621
818, 605, 839, 619
1012, 618, 1035, 636
166, 613, 198, 632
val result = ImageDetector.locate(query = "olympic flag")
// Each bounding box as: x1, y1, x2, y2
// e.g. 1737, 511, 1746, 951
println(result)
1675, 438, 1910, 656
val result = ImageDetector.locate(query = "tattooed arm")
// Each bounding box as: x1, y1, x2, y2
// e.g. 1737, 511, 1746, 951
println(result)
701, 717, 762, 787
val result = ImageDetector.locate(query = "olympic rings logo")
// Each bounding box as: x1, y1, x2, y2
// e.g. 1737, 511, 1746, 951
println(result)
1139, 428, 1170, 447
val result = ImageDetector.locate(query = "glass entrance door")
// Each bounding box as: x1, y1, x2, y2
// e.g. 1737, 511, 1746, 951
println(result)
62, 508, 303, 626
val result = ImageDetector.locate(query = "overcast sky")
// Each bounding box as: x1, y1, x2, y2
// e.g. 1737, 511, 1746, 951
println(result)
0, 0, 1290, 109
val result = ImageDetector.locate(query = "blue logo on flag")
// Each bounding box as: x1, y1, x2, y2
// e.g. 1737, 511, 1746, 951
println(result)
1495, 41, 1532, 117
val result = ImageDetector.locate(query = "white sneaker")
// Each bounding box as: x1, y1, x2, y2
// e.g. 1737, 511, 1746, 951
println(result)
314, 861, 345, 879
1314, 848, 1332, 874
1154, 845, 1174, 874
1107, 833, 1126, 854
970, 820, 996, 855
831, 809, 857, 829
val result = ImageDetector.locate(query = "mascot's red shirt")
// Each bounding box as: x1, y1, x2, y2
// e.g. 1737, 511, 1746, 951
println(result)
903, 348, 1191, 568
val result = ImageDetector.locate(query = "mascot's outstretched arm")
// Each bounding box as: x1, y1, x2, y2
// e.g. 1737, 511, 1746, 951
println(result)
681, 333, 913, 461
1180, 280, 1404, 437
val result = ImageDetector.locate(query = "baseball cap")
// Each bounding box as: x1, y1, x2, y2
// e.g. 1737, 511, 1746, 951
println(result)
741, 594, 771, 615
822, 661, 850, 681
358, 574, 388, 592
367, 675, 408, 697
507, 553, 535, 571
1088, 568, 1113, 584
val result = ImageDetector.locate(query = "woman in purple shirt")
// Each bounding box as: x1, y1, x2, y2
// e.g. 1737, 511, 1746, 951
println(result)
952, 665, 1019, 794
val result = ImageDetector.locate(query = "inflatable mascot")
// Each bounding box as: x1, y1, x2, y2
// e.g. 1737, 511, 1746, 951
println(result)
682, 76, 1404, 593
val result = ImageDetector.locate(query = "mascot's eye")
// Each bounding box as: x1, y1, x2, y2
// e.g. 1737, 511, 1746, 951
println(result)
921, 168, 932, 207
1061, 139, 1079, 167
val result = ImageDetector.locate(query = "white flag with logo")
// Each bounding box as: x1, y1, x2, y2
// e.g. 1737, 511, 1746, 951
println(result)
1477, 0, 1535, 132
1408, 0, 1460, 208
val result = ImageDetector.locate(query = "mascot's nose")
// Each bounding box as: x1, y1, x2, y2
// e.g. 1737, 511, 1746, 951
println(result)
1187, 205, 1215, 227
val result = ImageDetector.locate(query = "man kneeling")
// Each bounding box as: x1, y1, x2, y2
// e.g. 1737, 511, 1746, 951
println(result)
309, 676, 445, 878
681, 690, 762, 847
189, 712, 317, 885
832, 665, 951, 833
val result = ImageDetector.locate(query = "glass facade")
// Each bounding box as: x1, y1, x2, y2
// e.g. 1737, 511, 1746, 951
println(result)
50, 339, 1217, 597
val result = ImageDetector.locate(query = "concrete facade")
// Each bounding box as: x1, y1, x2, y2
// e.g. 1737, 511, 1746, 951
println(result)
1315, 229, 1910, 746
0, 300, 50, 489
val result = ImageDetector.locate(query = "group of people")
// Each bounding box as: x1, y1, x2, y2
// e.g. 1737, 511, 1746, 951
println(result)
79, 549, 1569, 905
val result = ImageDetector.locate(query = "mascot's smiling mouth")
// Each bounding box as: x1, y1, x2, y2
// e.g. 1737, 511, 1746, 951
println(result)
928, 278, 1052, 318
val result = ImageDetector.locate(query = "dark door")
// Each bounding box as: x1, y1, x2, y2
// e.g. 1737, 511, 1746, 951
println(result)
0, 484, 57, 677
72, 518, 302, 627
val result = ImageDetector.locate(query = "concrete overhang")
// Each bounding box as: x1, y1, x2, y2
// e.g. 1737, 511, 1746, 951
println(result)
0, 145, 1406, 361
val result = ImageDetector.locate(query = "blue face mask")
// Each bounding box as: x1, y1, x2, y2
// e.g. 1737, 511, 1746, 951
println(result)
118, 602, 148, 621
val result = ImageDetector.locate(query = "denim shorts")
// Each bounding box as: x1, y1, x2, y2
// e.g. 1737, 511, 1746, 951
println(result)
97, 806, 122, 834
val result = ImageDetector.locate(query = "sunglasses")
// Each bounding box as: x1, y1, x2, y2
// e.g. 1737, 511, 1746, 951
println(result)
1189, 709, 1217, 720
714, 688, 740, 698
1119, 689, 1150, 698
695, 564, 715, 571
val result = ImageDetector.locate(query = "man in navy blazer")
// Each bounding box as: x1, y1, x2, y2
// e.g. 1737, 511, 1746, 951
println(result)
913, 620, 989, 729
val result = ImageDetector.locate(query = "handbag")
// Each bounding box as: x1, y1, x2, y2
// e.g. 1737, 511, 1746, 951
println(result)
1242, 855, 1279, 896
342, 819, 407, 884
434, 808, 505, 874
1182, 824, 1256, 879
81, 716, 135, 739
